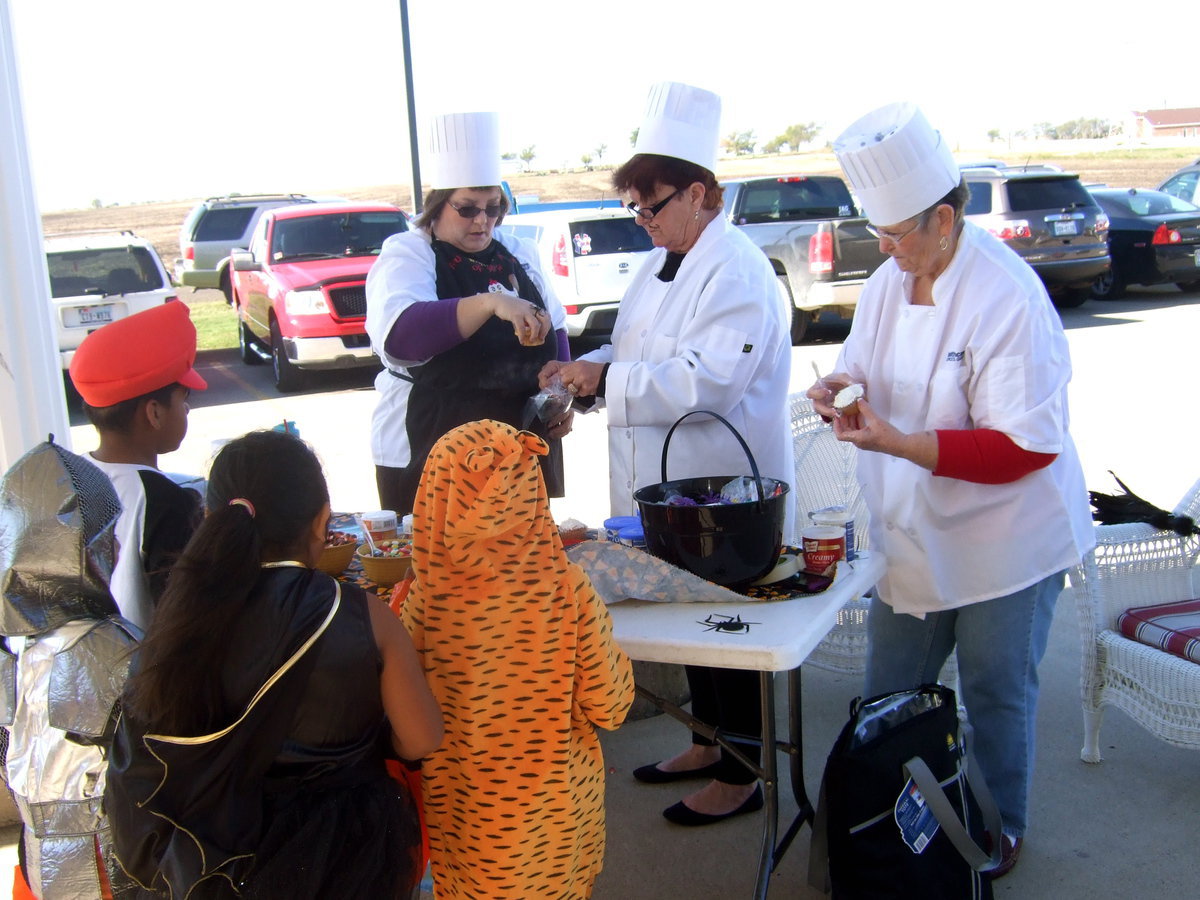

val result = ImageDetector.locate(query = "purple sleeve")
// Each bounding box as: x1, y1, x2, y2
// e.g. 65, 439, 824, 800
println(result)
385, 297, 463, 360
556, 329, 571, 362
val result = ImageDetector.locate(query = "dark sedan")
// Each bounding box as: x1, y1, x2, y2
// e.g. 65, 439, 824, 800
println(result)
1088, 187, 1200, 299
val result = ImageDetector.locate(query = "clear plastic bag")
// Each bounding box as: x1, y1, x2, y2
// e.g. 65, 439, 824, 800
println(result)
525, 374, 573, 425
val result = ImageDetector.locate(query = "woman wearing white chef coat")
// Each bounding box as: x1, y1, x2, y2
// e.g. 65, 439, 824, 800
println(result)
365, 111, 572, 516
542, 82, 794, 827
808, 103, 1094, 879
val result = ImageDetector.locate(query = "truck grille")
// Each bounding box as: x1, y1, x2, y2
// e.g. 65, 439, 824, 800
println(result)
328, 285, 367, 318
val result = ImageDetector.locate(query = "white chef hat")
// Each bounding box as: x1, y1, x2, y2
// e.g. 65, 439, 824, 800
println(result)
833, 102, 959, 226
425, 111, 501, 190
632, 81, 722, 173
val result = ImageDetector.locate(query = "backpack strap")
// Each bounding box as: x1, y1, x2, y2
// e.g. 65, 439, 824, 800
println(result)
902, 723, 1002, 871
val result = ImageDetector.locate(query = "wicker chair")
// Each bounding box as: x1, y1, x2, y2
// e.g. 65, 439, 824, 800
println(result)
792, 393, 961, 703
1068, 478, 1200, 763
789, 393, 873, 674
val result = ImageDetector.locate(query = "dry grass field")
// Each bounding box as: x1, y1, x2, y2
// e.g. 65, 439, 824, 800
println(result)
40, 147, 1199, 283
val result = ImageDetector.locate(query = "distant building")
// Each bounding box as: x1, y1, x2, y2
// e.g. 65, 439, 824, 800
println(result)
1130, 108, 1200, 139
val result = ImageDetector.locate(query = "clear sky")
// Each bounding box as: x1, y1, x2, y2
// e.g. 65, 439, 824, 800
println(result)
9, 0, 1196, 211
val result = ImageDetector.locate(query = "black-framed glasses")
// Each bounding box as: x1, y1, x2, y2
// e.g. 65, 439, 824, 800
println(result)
628, 189, 682, 221
864, 217, 924, 246
447, 200, 504, 219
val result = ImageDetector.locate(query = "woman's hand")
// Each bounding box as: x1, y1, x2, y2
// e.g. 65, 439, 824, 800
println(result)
832, 398, 939, 471
546, 408, 575, 438
554, 360, 605, 398
538, 360, 566, 388
484, 285, 550, 346
807, 373, 852, 419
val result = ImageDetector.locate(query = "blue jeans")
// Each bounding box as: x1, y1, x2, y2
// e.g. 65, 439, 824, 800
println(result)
864, 571, 1064, 837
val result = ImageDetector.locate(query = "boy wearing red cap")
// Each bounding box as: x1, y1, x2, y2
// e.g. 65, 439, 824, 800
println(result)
69, 301, 208, 629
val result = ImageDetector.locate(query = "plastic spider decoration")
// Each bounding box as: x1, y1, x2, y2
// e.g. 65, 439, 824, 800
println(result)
697, 613, 761, 633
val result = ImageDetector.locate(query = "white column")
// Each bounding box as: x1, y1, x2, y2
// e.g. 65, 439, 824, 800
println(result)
0, 0, 69, 473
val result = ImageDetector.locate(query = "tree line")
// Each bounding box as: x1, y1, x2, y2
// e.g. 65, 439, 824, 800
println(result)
502, 116, 1119, 171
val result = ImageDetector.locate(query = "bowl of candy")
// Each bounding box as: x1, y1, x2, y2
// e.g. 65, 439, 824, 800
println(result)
316, 530, 359, 576
357, 539, 414, 587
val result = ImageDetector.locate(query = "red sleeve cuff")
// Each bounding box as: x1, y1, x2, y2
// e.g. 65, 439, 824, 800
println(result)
934, 429, 1057, 484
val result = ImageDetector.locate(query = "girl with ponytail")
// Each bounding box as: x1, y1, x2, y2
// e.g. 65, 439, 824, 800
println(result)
106, 429, 442, 899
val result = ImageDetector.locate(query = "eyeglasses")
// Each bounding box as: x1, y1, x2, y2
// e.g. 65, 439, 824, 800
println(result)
627, 189, 682, 221
447, 200, 504, 219
865, 218, 924, 246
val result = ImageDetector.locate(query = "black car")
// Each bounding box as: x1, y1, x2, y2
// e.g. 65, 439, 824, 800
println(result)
1086, 187, 1200, 299
962, 166, 1111, 308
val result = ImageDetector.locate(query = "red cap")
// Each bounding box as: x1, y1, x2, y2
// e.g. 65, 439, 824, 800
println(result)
69, 301, 208, 407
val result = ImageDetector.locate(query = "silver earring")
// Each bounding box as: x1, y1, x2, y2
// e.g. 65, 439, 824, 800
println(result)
939, 235, 949, 251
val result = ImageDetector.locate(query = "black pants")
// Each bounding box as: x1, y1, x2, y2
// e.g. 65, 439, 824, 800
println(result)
685, 664, 762, 785
375, 465, 411, 517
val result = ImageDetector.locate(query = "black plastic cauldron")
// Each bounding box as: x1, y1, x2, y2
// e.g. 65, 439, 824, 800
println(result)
633, 411, 788, 590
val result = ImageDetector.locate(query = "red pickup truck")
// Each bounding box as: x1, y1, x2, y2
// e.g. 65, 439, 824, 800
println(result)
229, 202, 409, 391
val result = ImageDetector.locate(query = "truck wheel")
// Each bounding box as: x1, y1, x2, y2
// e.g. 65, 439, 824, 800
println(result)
220, 270, 234, 306
238, 320, 264, 365
778, 276, 807, 344
270, 319, 304, 392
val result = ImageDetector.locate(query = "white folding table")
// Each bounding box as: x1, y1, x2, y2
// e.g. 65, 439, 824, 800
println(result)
605, 551, 885, 900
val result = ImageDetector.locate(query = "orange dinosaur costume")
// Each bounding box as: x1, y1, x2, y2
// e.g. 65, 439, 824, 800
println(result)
400, 419, 634, 899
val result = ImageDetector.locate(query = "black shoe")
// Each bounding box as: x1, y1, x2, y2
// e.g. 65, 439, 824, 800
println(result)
632, 760, 724, 784
662, 785, 763, 826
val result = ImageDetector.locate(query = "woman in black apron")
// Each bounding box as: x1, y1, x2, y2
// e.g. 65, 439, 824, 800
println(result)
366, 184, 572, 516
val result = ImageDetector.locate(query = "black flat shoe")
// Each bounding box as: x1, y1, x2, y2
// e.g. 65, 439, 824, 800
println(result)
632, 760, 724, 784
662, 785, 763, 826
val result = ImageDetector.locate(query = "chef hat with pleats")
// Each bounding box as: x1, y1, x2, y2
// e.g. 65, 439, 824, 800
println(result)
833, 101, 959, 227
632, 81, 722, 173
426, 111, 502, 189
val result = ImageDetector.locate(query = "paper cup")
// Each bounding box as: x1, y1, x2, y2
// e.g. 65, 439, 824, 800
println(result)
802, 525, 845, 576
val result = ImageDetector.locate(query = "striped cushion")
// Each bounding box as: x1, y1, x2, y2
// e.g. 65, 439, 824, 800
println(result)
1117, 599, 1200, 664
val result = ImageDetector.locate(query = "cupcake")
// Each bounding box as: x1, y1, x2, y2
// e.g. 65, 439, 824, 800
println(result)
558, 518, 589, 545
833, 383, 865, 417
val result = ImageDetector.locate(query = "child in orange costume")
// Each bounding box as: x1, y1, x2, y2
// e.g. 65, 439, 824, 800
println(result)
399, 419, 634, 899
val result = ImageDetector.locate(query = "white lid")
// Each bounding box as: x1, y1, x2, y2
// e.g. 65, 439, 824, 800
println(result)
833, 102, 959, 226
632, 81, 721, 172
426, 111, 501, 189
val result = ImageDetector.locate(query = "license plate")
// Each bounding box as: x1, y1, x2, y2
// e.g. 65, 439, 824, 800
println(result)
78, 305, 114, 325
1194, 248, 1200, 267
1053, 220, 1078, 236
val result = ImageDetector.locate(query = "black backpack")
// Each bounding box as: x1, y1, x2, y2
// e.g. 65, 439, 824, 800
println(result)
809, 684, 1002, 899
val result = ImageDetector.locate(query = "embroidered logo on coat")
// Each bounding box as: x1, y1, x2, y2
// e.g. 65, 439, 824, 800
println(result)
945, 350, 965, 363
742, 344, 753, 353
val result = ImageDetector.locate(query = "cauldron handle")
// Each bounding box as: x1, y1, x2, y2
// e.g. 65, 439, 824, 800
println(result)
660, 410, 765, 505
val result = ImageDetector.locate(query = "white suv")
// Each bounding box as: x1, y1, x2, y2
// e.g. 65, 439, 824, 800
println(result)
45, 230, 177, 369
495, 208, 653, 337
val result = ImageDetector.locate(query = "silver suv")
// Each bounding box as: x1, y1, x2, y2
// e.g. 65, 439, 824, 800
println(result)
175, 193, 317, 303
1157, 159, 1200, 206
962, 166, 1110, 308
45, 230, 176, 369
